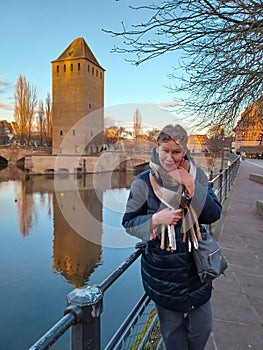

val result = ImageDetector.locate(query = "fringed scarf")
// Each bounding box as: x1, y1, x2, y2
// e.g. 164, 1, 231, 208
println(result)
149, 147, 201, 252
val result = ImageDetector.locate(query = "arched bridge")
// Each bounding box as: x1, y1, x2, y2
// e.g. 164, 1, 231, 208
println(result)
0, 146, 50, 165
0, 146, 225, 176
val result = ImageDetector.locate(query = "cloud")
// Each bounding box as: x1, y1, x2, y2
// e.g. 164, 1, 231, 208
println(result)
0, 77, 14, 115
145, 100, 184, 108
0, 76, 12, 94
104, 116, 117, 128
0, 101, 13, 110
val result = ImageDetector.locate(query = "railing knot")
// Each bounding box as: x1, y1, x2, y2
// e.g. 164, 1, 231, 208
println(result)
65, 285, 103, 323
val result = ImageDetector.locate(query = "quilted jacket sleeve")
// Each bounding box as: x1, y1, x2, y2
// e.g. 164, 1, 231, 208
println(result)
191, 167, 222, 224
122, 174, 153, 242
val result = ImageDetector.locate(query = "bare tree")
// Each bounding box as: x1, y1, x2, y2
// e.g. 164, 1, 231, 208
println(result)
45, 93, 52, 147
14, 75, 37, 145
38, 100, 45, 146
104, 0, 263, 128
26, 83, 37, 145
207, 125, 226, 152
133, 108, 141, 139
14, 75, 27, 144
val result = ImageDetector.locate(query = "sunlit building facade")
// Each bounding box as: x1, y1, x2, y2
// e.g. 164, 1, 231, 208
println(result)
233, 94, 263, 157
188, 134, 209, 153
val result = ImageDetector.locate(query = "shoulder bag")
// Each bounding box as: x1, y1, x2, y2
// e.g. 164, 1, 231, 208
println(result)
193, 228, 228, 282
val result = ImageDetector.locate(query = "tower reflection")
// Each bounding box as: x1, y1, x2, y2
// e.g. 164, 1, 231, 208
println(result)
53, 192, 102, 287
14, 171, 134, 287
52, 173, 105, 287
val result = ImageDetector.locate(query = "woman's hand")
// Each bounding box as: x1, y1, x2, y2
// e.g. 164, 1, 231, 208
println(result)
151, 208, 183, 229
168, 167, 195, 198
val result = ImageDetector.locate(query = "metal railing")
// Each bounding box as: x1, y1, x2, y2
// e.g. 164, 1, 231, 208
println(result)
28, 156, 241, 350
28, 250, 144, 350
210, 155, 240, 204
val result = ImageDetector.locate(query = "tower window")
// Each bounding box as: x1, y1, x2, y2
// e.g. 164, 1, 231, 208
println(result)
100, 72, 102, 79
70, 64, 73, 72
60, 130, 63, 136
92, 67, 94, 75
88, 65, 90, 72
64, 64, 66, 72
78, 63, 80, 71
96, 69, 98, 77
57, 65, 59, 73
72, 130, 75, 136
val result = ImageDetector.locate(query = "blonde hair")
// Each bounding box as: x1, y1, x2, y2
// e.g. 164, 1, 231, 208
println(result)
157, 124, 188, 151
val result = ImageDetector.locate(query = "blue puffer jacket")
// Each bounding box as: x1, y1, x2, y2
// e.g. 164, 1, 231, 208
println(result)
122, 168, 222, 312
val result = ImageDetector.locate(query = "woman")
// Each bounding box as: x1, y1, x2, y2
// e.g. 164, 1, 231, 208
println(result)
122, 124, 222, 350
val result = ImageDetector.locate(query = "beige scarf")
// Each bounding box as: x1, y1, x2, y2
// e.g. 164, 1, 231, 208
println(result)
149, 154, 201, 252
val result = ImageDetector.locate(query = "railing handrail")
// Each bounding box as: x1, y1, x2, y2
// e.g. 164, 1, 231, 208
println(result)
211, 155, 240, 204
28, 155, 241, 350
98, 249, 142, 293
28, 313, 75, 350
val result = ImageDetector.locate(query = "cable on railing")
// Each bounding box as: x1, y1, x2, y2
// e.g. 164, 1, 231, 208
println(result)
136, 312, 159, 350
104, 293, 151, 350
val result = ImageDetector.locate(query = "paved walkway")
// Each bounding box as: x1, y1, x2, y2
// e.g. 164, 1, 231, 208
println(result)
206, 159, 263, 350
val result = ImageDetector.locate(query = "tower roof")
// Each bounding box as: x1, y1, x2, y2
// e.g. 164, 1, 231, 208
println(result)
52, 37, 104, 69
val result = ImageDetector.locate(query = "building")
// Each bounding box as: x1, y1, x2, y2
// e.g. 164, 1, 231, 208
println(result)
0, 121, 10, 145
233, 94, 263, 157
0, 120, 17, 145
188, 134, 209, 153
51, 37, 105, 155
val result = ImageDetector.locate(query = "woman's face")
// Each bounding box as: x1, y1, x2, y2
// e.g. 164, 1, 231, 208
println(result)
157, 139, 185, 172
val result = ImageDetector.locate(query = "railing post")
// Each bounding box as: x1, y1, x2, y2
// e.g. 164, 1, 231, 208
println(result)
218, 170, 223, 203
65, 286, 103, 350
224, 168, 228, 200
226, 167, 230, 193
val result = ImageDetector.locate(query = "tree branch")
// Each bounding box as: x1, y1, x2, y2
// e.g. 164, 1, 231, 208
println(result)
104, 0, 263, 127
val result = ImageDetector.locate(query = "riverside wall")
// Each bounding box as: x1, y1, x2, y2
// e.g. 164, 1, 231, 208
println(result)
27, 151, 150, 175
4, 148, 229, 175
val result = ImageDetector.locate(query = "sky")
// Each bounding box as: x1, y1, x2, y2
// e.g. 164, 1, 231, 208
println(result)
0, 0, 192, 131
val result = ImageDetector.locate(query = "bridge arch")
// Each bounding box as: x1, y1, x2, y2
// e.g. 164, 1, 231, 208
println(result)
0, 146, 47, 167
0, 155, 8, 166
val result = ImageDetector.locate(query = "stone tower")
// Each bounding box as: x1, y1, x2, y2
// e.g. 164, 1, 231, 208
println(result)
51, 37, 105, 155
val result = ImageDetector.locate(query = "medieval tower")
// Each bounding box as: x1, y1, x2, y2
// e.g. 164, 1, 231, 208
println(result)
51, 37, 105, 155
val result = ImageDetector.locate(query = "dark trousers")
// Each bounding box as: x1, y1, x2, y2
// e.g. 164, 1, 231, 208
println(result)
155, 300, 213, 350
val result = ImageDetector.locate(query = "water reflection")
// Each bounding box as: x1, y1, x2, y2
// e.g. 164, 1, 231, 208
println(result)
0, 163, 26, 181
3, 168, 134, 287
53, 195, 102, 287
0, 167, 141, 350
52, 176, 106, 287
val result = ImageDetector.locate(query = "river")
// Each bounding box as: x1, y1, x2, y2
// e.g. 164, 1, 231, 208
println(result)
0, 166, 143, 350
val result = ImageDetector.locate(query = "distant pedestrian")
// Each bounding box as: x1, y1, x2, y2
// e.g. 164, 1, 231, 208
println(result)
122, 124, 222, 350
